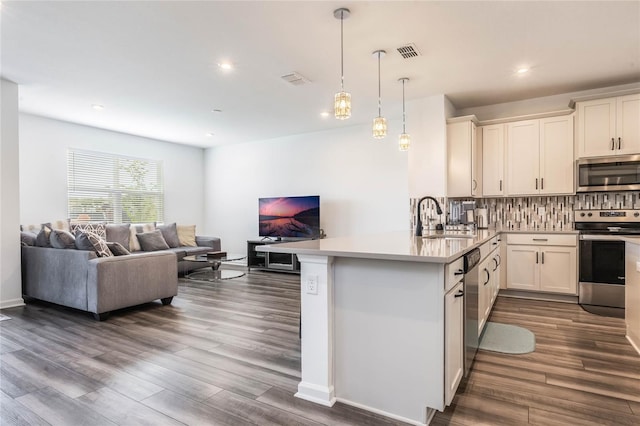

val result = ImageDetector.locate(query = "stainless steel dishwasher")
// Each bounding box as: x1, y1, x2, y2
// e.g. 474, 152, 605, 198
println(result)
463, 247, 481, 377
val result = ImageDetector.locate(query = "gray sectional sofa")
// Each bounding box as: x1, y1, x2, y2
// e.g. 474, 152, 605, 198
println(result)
21, 230, 222, 320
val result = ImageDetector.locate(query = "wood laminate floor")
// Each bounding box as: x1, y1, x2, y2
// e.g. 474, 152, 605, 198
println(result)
1, 271, 639, 425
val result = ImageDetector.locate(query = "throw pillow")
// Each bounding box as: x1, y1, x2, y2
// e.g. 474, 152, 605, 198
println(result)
106, 223, 131, 251
177, 224, 197, 247
35, 224, 53, 248
129, 223, 155, 252
50, 229, 76, 249
106, 241, 131, 256
74, 230, 95, 251
50, 219, 70, 232
86, 231, 113, 257
70, 222, 106, 240
137, 230, 170, 252
156, 222, 180, 248
20, 231, 37, 246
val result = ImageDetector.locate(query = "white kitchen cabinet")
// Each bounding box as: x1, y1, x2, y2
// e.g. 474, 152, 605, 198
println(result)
478, 237, 501, 335
507, 115, 574, 196
482, 124, 505, 196
625, 240, 640, 355
445, 280, 464, 406
576, 94, 640, 158
447, 116, 482, 198
506, 234, 577, 294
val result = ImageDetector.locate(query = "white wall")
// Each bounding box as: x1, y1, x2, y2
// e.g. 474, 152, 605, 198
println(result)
19, 114, 205, 229
1, 79, 24, 308
204, 122, 409, 254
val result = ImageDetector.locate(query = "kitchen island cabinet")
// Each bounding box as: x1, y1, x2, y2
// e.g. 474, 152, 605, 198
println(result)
624, 237, 640, 355
258, 230, 498, 426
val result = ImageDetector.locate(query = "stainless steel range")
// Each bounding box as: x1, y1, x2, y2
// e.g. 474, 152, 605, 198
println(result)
576, 209, 640, 317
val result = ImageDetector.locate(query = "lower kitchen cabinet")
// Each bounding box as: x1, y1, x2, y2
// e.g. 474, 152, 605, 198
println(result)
445, 280, 464, 406
625, 241, 640, 355
506, 234, 577, 294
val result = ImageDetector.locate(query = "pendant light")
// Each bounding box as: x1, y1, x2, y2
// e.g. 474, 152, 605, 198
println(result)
372, 50, 387, 139
333, 8, 351, 120
398, 78, 410, 151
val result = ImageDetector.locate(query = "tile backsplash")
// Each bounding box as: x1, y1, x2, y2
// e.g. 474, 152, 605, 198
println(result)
410, 192, 640, 231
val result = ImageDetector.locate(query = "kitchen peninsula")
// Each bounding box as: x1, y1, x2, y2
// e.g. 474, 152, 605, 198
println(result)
257, 230, 499, 426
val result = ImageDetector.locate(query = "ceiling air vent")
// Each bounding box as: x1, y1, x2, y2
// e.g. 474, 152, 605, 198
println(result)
397, 43, 421, 59
281, 72, 310, 86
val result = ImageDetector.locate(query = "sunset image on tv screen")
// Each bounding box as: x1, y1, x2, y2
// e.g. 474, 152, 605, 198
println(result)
259, 196, 320, 238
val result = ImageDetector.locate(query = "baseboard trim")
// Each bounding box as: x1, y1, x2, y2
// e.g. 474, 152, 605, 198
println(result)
335, 397, 432, 426
499, 290, 578, 304
0, 298, 26, 309
295, 382, 335, 407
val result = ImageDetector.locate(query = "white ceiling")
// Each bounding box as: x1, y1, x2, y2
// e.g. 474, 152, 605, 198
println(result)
2, 1, 639, 148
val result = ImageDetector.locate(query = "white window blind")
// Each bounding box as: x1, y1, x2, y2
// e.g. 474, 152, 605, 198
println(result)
67, 149, 164, 223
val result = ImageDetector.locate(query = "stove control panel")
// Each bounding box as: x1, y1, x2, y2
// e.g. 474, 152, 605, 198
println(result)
575, 209, 640, 223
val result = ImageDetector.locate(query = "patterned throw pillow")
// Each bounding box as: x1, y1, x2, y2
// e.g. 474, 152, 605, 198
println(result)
177, 224, 197, 247
50, 229, 76, 249
85, 231, 113, 257
70, 222, 106, 240
106, 241, 131, 256
129, 223, 155, 252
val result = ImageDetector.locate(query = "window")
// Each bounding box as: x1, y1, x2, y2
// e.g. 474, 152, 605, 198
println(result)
67, 149, 164, 223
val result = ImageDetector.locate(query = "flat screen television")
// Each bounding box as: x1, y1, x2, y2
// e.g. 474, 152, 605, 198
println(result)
259, 195, 320, 239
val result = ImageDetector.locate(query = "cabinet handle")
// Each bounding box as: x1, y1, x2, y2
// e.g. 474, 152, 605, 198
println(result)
541, 252, 545, 264
541, 178, 544, 190
454, 269, 464, 276
611, 138, 615, 150
472, 179, 477, 190
454, 290, 465, 298
617, 276, 625, 280
496, 254, 501, 265
483, 269, 490, 285
532, 238, 548, 242
535, 178, 538, 190
492, 258, 498, 271
499, 180, 502, 191
536, 252, 539, 264
618, 137, 622, 150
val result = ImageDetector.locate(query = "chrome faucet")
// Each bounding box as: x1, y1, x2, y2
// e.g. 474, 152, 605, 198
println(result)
415, 196, 443, 236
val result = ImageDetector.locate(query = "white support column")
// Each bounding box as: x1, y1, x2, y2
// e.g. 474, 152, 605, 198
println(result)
295, 254, 336, 407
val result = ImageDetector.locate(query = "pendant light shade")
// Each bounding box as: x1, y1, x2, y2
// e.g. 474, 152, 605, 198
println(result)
334, 8, 351, 120
372, 50, 387, 139
398, 77, 410, 151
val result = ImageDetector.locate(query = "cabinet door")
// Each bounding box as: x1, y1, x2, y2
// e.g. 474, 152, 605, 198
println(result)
507, 245, 539, 290
616, 94, 640, 155
540, 115, 574, 194
445, 281, 464, 406
478, 263, 491, 334
473, 124, 483, 197
482, 124, 505, 196
539, 246, 577, 294
447, 121, 473, 197
490, 253, 500, 306
576, 98, 617, 158
507, 120, 540, 195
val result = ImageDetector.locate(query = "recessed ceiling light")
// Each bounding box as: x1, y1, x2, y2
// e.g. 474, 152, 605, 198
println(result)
320, 111, 330, 118
92, 104, 104, 110
206, 132, 215, 137
218, 62, 233, 71
517, 67, 529, 74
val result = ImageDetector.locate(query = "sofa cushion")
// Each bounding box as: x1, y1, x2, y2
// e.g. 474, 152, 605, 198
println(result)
35, 225, 53, 248
20, 231, 37, 246
137, 230, 170, 252
157, 223, 180, 248
86, 231, 113, 257
70, 222, 106, 240
106, 241, 131, 256
177, 225, 197, 247
74, 230, 95, 251
106, 224, 131, 251
129, 223, 155, 252
50, 229, 76, 249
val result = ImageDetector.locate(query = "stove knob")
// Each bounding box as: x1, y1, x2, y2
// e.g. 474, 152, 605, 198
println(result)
587, 212, 593, 217
580, 213, 586, 217
635, 212, 639, 218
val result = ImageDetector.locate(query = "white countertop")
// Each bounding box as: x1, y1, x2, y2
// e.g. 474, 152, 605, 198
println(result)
257, 227, 579, 264
623, 236, 640, 245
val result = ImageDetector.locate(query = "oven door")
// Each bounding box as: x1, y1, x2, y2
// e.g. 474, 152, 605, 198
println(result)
579, 236, 625, 308
577, 155, 640, 192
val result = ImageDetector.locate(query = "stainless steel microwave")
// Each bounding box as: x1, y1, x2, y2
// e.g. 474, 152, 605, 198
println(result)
576, 154, 640, 192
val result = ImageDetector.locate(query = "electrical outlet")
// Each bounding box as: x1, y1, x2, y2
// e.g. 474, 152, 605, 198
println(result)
306, 275, 318, 295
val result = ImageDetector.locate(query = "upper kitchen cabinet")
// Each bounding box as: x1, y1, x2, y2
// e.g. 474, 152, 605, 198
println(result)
576, 94, 640, 158
507, 115, 574, 196
481, 124, 505, 197
447, 116, 482, 198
